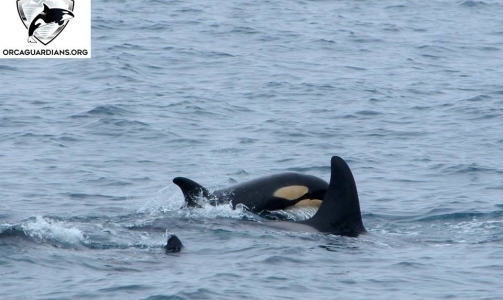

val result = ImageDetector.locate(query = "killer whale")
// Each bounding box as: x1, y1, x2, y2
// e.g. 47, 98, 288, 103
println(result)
28, 4, 74, 43
165, 234, 183, 253
166, 156, 365, 252
173, 172, 328, 213
267, 156, 366, 237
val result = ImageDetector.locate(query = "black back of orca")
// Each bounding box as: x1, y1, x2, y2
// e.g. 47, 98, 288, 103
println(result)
173, 172, 328, 213
298, 156, 366, 237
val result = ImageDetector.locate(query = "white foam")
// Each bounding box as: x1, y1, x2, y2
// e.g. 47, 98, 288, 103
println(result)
21, 216, 86, 245
138, 184, 247, 220
137, 183, 185, 215
178, 201, 246, 219
448, 218, 503, 232
277, 207, 318, 221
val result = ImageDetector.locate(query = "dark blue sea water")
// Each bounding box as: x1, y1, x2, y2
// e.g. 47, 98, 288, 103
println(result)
2, 0, 503, 299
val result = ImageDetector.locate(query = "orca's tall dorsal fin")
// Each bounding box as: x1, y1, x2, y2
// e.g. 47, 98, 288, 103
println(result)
173, 177, 212, 207
301, 156, 366, 237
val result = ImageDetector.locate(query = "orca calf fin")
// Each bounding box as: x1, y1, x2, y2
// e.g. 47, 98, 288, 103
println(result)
165, 234, 183, 253
301, 156, 366, 237
173, 177, 212, 207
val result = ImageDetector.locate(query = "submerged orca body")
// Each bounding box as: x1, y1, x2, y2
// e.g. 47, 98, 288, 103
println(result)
173, 172, 328, 213
267, 156, 366, 237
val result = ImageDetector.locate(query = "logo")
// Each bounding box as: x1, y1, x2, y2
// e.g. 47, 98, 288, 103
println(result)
17, 0, 75, 45
0, 0, 91, 58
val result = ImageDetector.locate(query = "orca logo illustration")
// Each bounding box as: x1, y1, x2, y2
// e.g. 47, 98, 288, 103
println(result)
17, 0, 74, 45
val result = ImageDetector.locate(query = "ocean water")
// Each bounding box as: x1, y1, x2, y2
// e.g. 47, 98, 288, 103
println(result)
1, 0, 503, 299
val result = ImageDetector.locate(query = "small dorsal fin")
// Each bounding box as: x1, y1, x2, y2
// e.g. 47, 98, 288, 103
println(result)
42, 3, 50, 13
173, 177, 212, 207
165, 234, 183, 253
